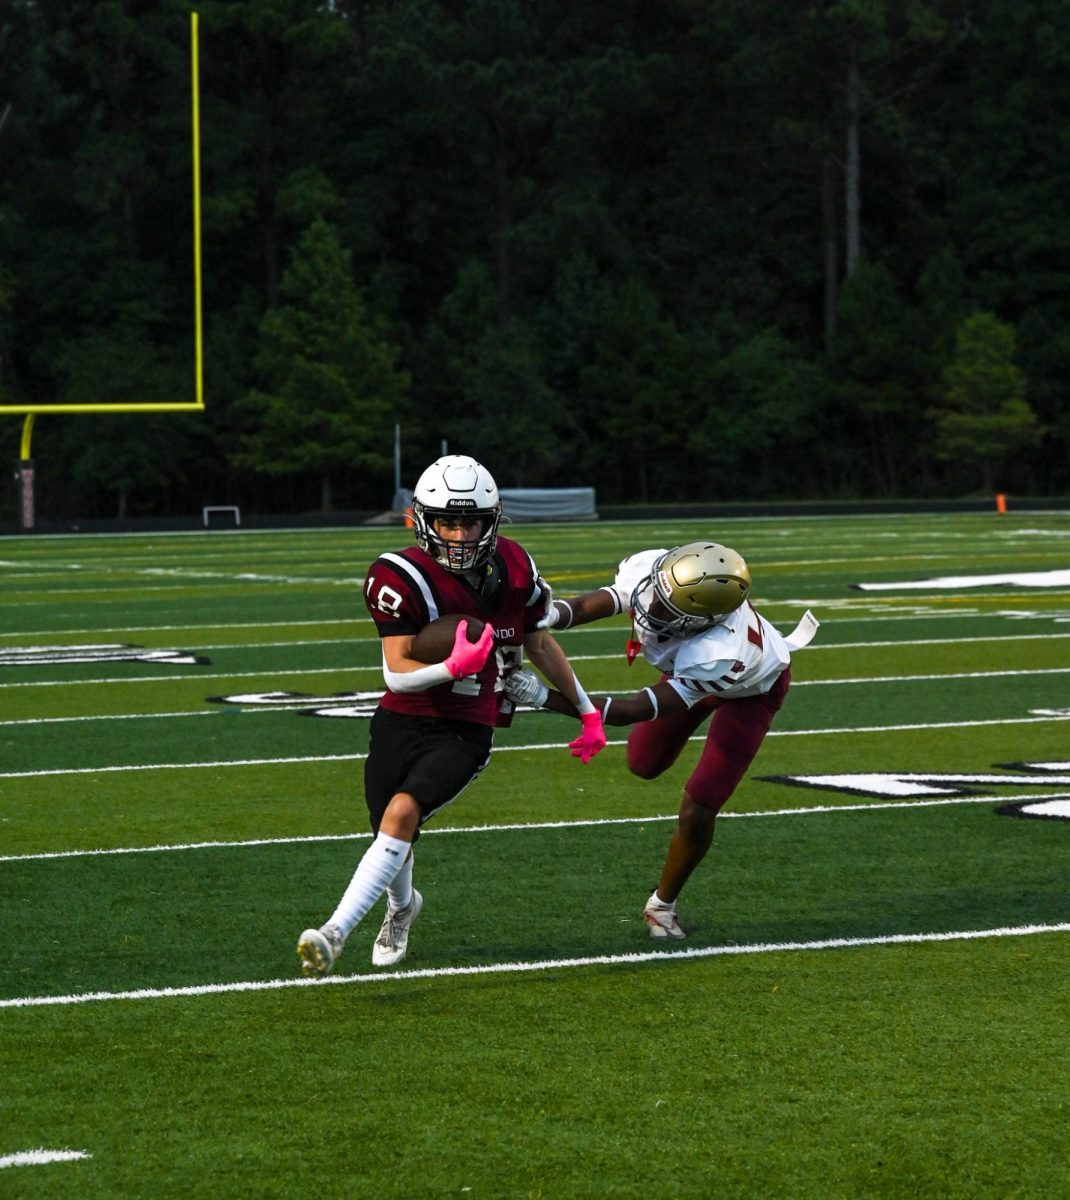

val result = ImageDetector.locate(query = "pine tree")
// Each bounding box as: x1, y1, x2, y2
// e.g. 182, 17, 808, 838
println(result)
240, 219, 410, 511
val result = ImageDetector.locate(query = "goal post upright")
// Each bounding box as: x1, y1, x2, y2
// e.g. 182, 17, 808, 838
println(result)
191, 9, 204, 413
5, 13, 205, 528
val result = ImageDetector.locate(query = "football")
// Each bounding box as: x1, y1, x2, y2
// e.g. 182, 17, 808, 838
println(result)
409, 614, 487, 664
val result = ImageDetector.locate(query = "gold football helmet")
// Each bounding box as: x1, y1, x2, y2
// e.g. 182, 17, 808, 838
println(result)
631, 542, 751, 636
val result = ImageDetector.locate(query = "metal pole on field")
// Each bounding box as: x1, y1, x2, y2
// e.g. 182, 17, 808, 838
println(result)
15, 414, 35, 532
15, 459, 35, 532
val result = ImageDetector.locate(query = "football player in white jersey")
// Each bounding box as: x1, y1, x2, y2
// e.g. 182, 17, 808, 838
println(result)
505, 541, 818, 940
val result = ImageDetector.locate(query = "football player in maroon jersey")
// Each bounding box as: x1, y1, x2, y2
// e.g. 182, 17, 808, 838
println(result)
504, 542, 818, 940
297, 455, 605, 975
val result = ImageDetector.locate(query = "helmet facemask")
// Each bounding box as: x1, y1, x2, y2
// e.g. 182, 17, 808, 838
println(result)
414, 508, 500, 572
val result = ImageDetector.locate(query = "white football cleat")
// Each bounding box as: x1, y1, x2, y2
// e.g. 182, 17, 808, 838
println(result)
643, 895, 685, 940
372, 890, 423, 967
297, 922, 345, 977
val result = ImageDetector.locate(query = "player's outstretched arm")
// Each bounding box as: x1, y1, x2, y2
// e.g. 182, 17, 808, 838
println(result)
536, 587, 620, 629
522, 629, 606, 762
505, 671, 687, 726
522, 629, 588, 706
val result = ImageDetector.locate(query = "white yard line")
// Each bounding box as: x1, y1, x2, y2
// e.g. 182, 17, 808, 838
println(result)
2, 923, 1066, 1010
2, 713, 1068, 779
808, 632, 1070, 649
2, 660, 1069, 692
0, 619, 367, 638
1, 607, 1069, 643
3, 791, 1068, 864
3, 665, 1070, 728
0, 1149, 91, 1169
0, 665, 375, 689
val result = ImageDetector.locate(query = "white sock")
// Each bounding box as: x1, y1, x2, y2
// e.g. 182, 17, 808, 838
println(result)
649, 890, 675, 910
329, 832, 411, 937
386, 850, 414, 912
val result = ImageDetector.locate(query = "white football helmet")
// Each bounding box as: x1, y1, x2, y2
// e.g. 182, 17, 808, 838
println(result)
412, 455, 502, 572
631, 542, 751, 636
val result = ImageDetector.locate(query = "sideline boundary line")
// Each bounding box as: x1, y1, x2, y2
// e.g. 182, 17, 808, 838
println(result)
3, 923, 1067, 1010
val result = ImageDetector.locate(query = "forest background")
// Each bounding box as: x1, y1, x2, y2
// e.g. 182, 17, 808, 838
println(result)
0, 0, 1067, 522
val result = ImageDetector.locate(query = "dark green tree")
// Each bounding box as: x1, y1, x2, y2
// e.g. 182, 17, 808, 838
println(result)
930, 312, 1042, 493
940, 0, 1070, 493
52, 320, 195, 519
825, 260, 931, 495
3, 0, 1070, 518
578, 277, 694, 503
241, 218, 409, 512
697, 329, 827, 500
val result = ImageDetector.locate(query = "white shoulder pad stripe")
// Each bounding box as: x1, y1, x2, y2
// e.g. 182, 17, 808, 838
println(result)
523, 552, 542, 607
380, 552, 440, 621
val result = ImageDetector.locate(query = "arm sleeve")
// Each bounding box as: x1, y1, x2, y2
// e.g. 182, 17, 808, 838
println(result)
380, 647, 454, 693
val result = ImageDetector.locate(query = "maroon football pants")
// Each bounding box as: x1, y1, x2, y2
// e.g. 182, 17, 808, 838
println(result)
626, 667, 791, 811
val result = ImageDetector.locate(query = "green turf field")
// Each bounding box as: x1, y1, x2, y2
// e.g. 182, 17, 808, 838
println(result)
1, 512, 1068, 1198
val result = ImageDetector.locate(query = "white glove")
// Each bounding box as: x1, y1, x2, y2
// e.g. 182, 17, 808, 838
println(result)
503, 668, 549, 708
535, 601, 561, 630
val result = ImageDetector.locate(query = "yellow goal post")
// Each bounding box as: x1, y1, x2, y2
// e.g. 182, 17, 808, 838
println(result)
2, 11, 205, 462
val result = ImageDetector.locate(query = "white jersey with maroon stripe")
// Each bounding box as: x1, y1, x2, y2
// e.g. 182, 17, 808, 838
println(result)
608, 549, 792, 706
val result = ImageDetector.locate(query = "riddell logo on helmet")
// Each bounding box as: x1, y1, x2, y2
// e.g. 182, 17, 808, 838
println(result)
447, 499, 477, 508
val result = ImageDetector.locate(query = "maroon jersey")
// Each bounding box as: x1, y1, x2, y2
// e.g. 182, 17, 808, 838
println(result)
363, 535, 550, 727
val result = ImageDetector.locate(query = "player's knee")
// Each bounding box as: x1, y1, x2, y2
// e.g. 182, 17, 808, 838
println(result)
382, 792, 421, 839
627, 747, 672, 779
684, 754, 747, 811
628, 759, 666, 780
681, 790, 724, 824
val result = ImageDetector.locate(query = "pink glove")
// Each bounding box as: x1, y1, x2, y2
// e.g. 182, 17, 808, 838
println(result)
569, 710, 607, 764
444, 620, 495, 680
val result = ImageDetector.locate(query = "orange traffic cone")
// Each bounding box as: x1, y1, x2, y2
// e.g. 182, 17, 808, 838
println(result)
995, 493, 1007, 514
